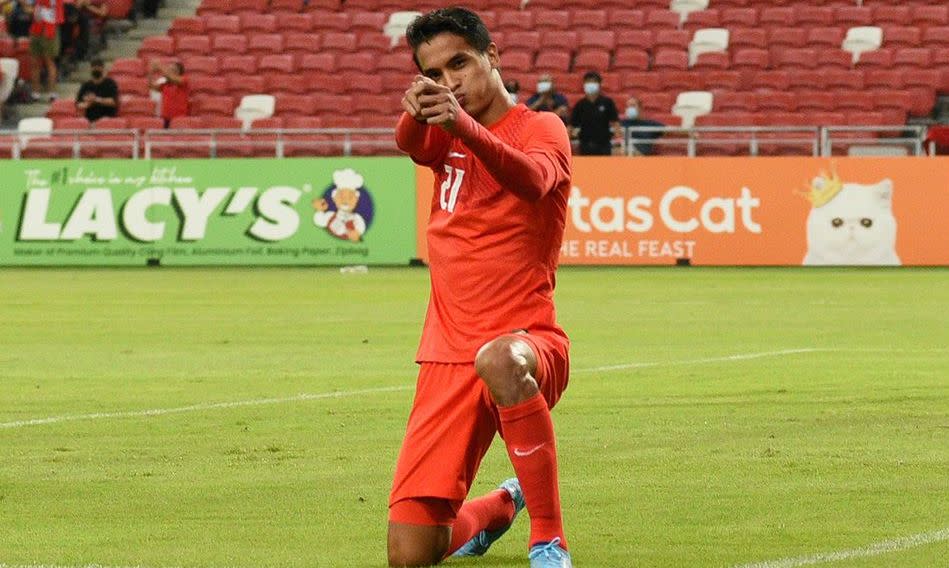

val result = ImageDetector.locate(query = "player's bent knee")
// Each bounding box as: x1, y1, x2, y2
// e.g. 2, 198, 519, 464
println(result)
475, 337, 538, 405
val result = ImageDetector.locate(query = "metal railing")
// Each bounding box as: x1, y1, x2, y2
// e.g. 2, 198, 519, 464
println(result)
0, 125, 932, 159
623, 124, 930, 157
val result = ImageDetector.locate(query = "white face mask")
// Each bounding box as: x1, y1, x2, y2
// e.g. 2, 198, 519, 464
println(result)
626, 107, 639, 119
537, 81, 552, 94
583, 82, 600, 96
510, 93, 518, 104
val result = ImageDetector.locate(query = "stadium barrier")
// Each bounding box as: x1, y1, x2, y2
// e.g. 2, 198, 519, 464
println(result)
417, 157, 949, 267
0, 158, 416, 266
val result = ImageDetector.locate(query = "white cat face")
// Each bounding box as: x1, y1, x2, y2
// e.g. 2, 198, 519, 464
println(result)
804, 179, 901, 266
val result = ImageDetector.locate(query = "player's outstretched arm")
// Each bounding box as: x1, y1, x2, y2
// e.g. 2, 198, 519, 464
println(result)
395, 76, 451, 167
420, 86, 570, 201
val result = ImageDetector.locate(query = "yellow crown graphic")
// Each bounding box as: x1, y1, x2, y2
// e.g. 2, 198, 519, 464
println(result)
800, 163, 844, 208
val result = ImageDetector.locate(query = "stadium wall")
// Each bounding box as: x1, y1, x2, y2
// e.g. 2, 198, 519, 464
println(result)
2, 157, 947, 267
0, 158, 416, 266
417, 157, 949, 267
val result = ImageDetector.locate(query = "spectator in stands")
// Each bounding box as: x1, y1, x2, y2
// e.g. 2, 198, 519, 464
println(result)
619, 96, 664, 156
569, 70, 619, 156
61, 0, 108, 64
504, 79, 519, 104
141, 0, 157, 18
28, 0, 64, 97
526, 72, 569, 123
75, 57, 118, 121
150, 60, 189, 127
3, 0, 34, 42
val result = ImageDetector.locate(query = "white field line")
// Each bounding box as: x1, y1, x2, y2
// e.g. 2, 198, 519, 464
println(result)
734, 526, 949, 568
0, 386, 411, 430
1, 347, 944, 431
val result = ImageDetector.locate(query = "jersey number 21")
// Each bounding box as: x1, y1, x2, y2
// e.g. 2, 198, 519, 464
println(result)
440, 165, 465, 213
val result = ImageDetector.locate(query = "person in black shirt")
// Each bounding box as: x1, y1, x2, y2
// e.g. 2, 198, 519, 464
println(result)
75, 58, 118, 122
569, 71, 619, 156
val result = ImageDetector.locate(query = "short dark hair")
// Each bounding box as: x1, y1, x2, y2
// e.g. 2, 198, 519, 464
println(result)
583, 71, 602, 83
406, 7, 492, 68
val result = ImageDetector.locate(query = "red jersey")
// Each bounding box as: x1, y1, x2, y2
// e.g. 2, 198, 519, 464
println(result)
396, 104, 572, 363
30, 0, 64, 39
160, 78, 190, 120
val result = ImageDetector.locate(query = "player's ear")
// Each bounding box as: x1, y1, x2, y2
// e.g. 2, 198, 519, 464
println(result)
486, 42, 500, 69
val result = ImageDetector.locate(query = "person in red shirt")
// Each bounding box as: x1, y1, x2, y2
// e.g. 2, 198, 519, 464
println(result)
28, 0, 64, 96
149, 60, 189, 127
388, 8, 573, 568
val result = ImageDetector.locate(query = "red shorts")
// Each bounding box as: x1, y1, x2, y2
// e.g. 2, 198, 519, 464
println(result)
389, 330, 569, 525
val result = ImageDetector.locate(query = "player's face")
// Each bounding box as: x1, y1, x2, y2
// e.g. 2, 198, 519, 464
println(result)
415, 32, 500, 119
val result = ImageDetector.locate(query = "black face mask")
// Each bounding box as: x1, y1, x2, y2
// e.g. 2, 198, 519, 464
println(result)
91, 69, 103, 80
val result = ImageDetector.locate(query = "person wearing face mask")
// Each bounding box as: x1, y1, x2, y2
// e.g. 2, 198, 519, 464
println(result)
619, 96, 664, 156
75, 57, 118, 122
526, 73, 569, 123
569, 70, 619, 156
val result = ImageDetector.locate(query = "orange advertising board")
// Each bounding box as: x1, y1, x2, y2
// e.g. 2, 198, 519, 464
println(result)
416, 157, 949, 266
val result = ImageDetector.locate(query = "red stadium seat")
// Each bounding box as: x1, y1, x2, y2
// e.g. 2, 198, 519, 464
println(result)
274, 95, 314, 116
683, 10, 721, 33
579, 30, 616, 51
794, 6, 834, 27
190, 76, 228, 96
532, 10, 569, 30
922, 27, 949, 48
284, 33, 321, 56
342, 73, 384, 94
873, 6, 911, 27
769, 28, 807, 48
835, 6, 873, 27
53, 117, 90, 129
894, 48, 933, 69
183, 56, 219, 77
653, 50, 689, 71
351, 94, 392, 117
115, 76, 149, 97
351, 12, 386, 34
855, 49, 894, 70
322, 32, 358, 53
276, 13, 313, 33
773, 48, 818, 70
821, 69, 864, 90
540, 30, 578, 52
299, 53, 337, 74
176, 35, 211, 56
533, 51, 571, 73
169, 17, 204, 37
90, 116, 127, 130
571, 10, 607, 30
231, 0, 266, 16
204, 15, 240, 35
703, 71, 741, 90
211, 35, 247, 55
500, 50, 533, 73
834, 90, 876, 113
194, 95, 235, 116
573, 50, 610, 73
220, 54, 257, 74
270, 0, 304, 13
615, 30, 653, 51
505, 31, 541, 52
621, 72, 663, 92
498, 10, 533, 31
311, 12, 351, 32
807, 28, 844, 48
731, 49, 770, 71
692, 52, 730, 71
884, 27, 922, 49
662, 71, 704, 91
611, 48, 649, 72
376, 52, 412, 73
608, 10, 644, 29
47, 99, 79, 118
654, 29, 690, 51
756, 91, 796, 112
720, 8, 756, 28
337, 52, 378, 73
225, 74, 265, 97
863, 69, 904, 90
751, 70, 791, 91
872, 89, 912, 115
729, 28, 767, 51
257, 54, 295, 74
796, 91, 835, 111
197, 0, 230, 15
240, 14, 276, 34
138, 36, 175, 58
645, 10, 679, 29
911, 6, 949, 28
128, 116, 163, 133
110, 58, 145, 77
639, 92, 675, 114
264, 73, 307, 96
714, 92, 757, 113
120, 97, 157, 117
759, 7, 795, 27
816, 49, 854, 70
247, 34, 284, 56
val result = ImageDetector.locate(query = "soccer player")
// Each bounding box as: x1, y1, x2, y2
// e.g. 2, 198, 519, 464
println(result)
388, 7, 573, 568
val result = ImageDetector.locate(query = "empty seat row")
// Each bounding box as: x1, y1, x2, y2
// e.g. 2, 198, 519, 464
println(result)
139, 32, 406, 57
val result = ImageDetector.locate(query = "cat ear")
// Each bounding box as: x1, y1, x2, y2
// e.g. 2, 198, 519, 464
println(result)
877, 179, 893, 206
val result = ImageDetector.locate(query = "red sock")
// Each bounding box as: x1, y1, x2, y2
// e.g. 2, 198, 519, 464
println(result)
446, 489, 515, 555
498, 392, 567, 550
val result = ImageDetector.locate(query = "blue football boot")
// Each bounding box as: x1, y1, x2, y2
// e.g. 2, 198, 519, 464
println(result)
452, 478, 525, 557
528, 537, 572, 567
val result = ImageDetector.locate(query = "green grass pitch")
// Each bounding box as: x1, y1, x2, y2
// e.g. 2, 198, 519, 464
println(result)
1, 267, 947, 567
